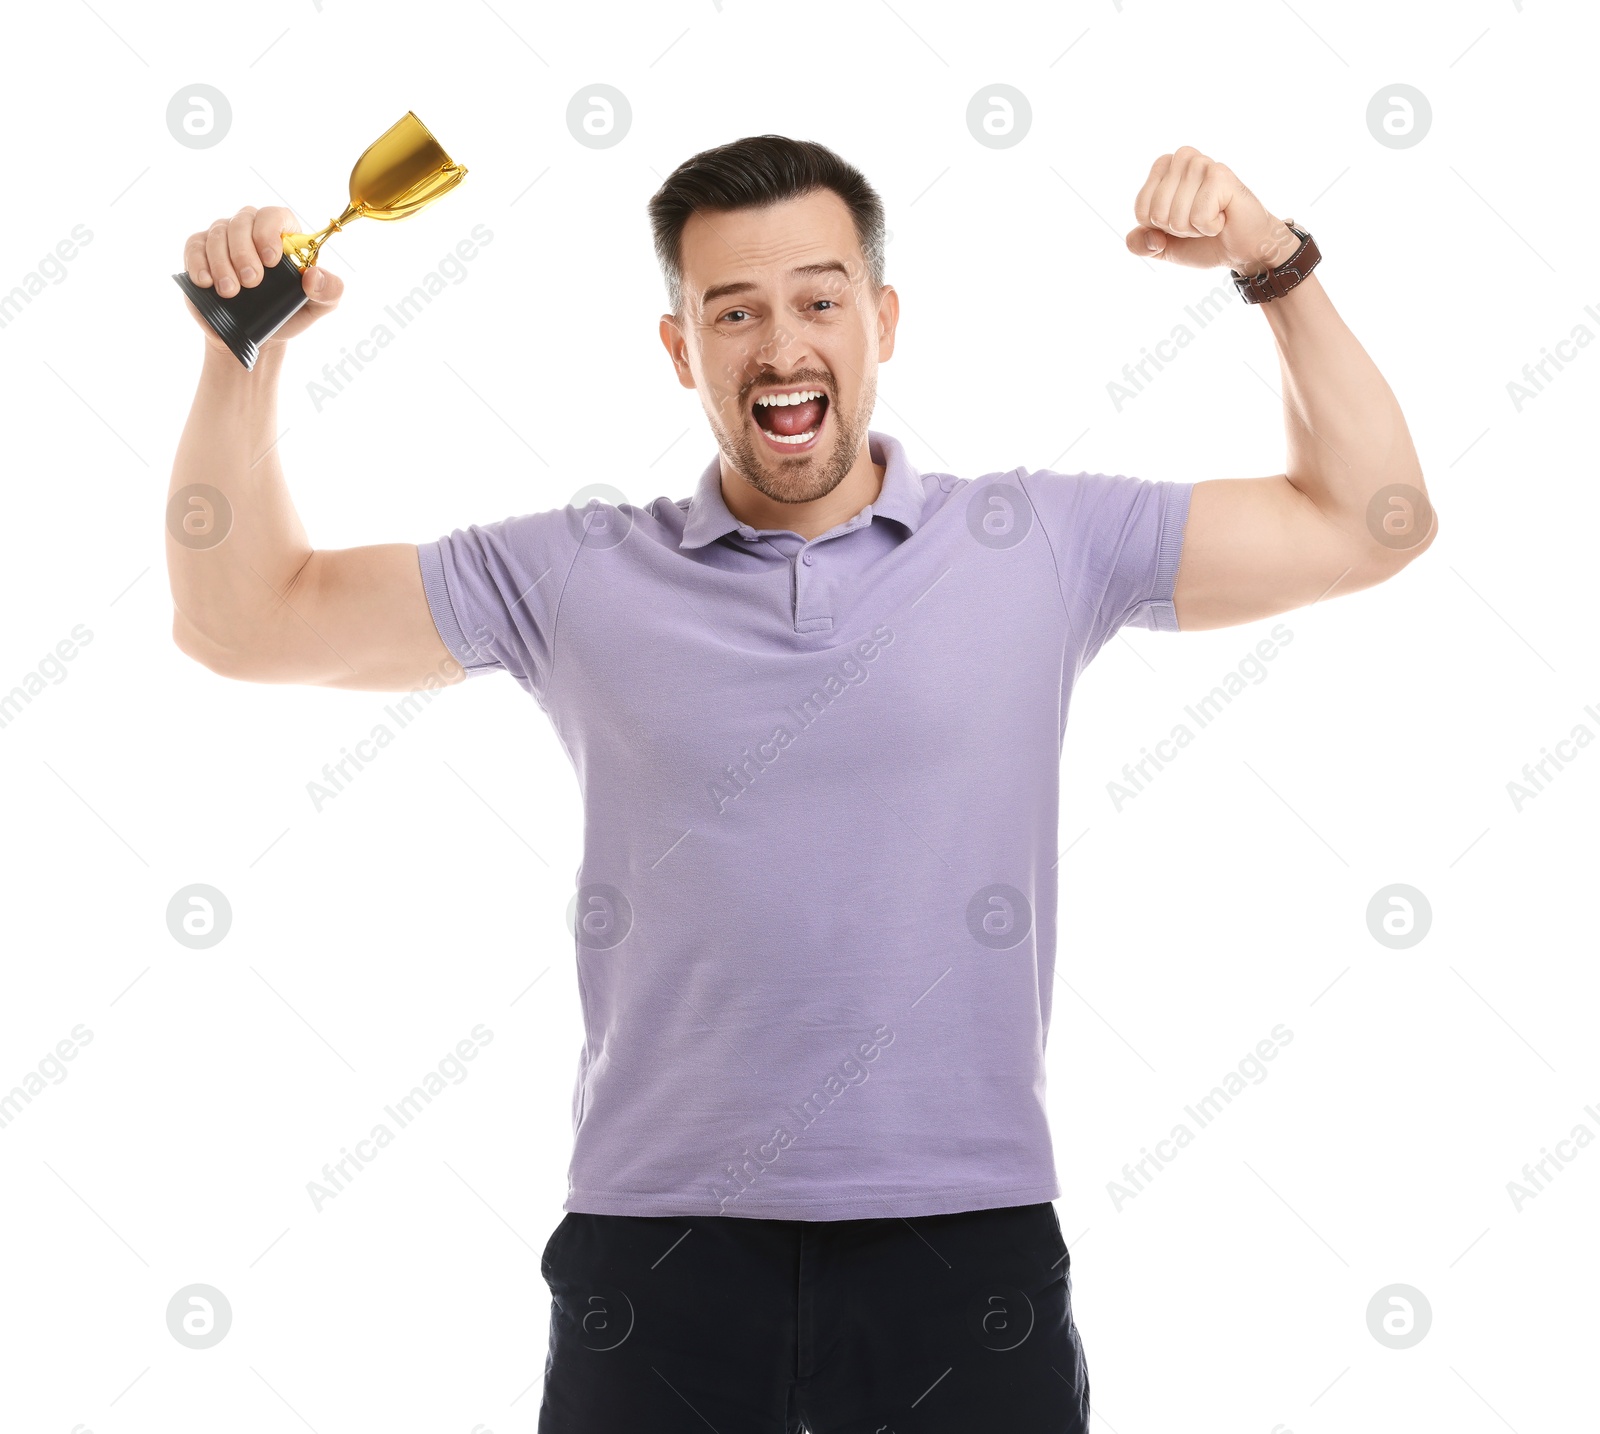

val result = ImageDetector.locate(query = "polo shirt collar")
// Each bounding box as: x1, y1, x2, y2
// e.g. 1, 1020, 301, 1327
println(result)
679, 429, 923, 550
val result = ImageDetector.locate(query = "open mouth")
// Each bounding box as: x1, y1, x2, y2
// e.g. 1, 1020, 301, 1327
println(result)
750, 387, 829, 453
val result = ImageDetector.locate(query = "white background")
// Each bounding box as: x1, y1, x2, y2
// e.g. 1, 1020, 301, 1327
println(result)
1, 1, 1593, 1431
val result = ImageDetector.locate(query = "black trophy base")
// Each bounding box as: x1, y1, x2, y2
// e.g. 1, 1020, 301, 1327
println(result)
172, 253, 309, 370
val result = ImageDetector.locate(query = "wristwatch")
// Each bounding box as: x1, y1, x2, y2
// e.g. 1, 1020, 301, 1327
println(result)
1230, 218, 1320, 304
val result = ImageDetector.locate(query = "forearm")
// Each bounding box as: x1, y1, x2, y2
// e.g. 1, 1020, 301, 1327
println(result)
1258, 271, 1430, 548
167, 346, 314, 658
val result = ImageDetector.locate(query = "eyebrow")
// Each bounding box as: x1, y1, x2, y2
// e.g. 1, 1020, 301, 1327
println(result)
697, 260, 852, 311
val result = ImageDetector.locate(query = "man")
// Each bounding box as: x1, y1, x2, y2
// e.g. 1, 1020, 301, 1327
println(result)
169, 135, 1435, 1433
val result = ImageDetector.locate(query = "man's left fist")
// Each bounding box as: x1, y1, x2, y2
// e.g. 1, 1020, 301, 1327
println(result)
1125, 147, 1297, 276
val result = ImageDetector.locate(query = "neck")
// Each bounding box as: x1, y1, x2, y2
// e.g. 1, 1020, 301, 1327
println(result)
719, 439, 886, 540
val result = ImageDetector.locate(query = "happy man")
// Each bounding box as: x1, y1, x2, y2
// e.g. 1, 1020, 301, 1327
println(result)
169, 134, 1435, 1433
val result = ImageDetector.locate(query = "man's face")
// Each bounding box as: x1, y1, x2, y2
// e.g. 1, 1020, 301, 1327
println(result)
660, 188, 898, 506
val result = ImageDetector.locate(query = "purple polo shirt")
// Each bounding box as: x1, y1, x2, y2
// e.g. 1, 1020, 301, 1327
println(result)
417, 430, 1191, 1221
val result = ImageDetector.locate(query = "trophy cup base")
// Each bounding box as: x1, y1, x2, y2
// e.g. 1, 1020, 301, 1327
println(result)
173, 255, 309, 371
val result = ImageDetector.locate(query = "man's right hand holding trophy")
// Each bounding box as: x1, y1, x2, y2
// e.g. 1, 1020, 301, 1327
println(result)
171, 110, 465, 370
178, 205, 347, 364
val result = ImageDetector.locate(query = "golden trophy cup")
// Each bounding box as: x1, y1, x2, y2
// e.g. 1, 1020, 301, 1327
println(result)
173, 110, 466, 369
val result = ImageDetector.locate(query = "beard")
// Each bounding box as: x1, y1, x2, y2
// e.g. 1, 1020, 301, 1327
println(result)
709, 371, 875, 507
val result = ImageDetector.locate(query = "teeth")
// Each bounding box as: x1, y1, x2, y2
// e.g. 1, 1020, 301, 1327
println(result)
766, 428, 817, 444
755, 389, 824, 407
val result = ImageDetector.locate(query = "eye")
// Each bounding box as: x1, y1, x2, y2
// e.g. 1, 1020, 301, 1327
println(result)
719, 308, 750, 323
811, 299, 836, 312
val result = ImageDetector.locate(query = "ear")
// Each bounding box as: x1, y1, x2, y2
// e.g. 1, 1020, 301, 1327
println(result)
659, 313, 696, 390
875, 284, 899, 364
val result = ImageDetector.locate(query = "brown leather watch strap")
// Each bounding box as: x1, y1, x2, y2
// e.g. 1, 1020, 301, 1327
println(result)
1231, 219, 1320, 305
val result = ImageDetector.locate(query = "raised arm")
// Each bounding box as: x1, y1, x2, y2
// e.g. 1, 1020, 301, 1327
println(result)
167, 204, 463, 692
1123, 148, 1437, 631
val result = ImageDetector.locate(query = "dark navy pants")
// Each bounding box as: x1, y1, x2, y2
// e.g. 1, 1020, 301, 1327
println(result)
536, 1199, 1090, 1433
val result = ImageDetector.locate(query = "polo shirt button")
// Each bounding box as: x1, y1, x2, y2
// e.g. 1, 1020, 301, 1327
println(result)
802, 552, 814, 564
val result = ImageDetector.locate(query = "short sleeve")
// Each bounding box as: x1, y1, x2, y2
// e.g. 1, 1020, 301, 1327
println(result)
1018, 470, 1193, 661
416, 509, 578, 701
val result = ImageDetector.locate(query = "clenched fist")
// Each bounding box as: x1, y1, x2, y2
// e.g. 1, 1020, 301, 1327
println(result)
178, 204, 344, 357
1125, 147, 1299, 277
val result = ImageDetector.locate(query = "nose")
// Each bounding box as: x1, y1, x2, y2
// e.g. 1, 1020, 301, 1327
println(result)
751, 317, 814, 375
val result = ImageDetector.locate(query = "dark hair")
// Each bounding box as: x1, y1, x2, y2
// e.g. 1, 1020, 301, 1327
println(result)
647, 134, 886, 316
